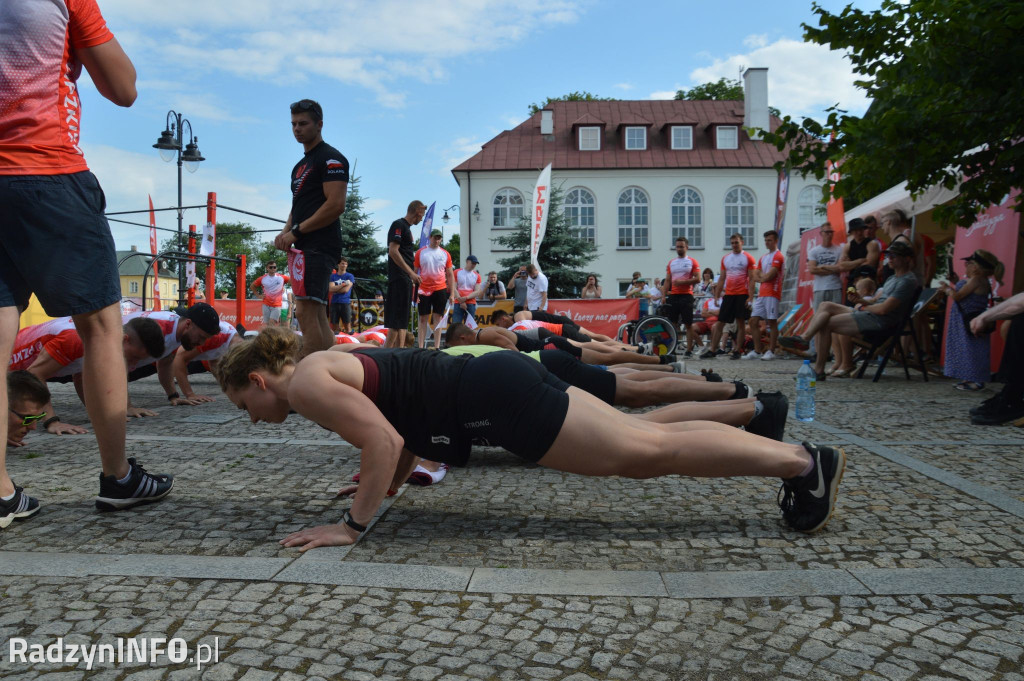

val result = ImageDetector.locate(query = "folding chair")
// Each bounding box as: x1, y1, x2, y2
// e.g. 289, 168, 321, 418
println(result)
853, 287, 932, 382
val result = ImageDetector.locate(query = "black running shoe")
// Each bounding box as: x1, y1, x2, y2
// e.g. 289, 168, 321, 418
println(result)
970, 397, 1024, 426
683, 350, 693, 358
731, 381, 751, 399
747, 391, 789, 441
0, 485, 40, 529
778, 442, 845, 534
96, 458, 174, 512
700, 369, 722, 383
970, 393, 1004, 416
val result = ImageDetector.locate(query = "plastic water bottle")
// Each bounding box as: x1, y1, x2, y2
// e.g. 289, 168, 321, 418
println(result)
795, 359, 816, 422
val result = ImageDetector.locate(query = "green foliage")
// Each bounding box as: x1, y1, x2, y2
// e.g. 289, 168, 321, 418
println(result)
444, 232, 461, 265
492, 187, 599, 298
528, 91, 616, 115
675, 77, 782, 117
339, 176, 386, 282
159, 221, 272, 300
760, 0, 1024, 226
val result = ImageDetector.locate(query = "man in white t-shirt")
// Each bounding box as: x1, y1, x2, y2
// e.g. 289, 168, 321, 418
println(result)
806, 224, 844, 372
452, 255, 484, 325
413, 229, 456, 348
525, 264, 548, 311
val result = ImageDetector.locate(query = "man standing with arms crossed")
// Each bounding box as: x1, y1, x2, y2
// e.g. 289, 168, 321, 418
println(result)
250, 261, 289, 326
329, 257, 356, 334
384, 201, 425, 348
274, 99, 348, 358
661, 237, 700, 357
743, 230, 785, 360
1, 0, 174, 524
700, 233, 756, 360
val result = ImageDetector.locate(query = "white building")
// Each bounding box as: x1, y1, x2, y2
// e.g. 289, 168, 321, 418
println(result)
451, 68, 826, 295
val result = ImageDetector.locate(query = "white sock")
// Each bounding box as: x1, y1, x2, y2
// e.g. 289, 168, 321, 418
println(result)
753, 399, 764, 418
117, 468, 133, 484
1, 491, 14, 501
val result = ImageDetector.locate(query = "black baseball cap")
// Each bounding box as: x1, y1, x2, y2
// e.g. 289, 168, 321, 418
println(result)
848, 217, 866, 231
883, 241, 914, 258
182, 302, 221, 335
962, 250, 995, 269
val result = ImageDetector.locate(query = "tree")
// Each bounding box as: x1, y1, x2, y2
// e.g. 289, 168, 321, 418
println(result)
444, 232, 461, 265
529, 91, 616, 115
761, 0, 1024, 227
492, 187, 599, 298
675, 77, 781, 118
339, 175, 386, 283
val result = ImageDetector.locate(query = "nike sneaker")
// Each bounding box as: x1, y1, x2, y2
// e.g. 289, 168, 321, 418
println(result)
746, 391, 788, 442
778, 442, 845, 533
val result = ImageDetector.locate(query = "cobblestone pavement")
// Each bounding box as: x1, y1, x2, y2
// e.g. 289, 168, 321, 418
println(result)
2, 356, 1023, 679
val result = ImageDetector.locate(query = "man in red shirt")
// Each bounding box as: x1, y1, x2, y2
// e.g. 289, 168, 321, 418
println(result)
701, 233, 757, 360
744, 230, 785, 360
660, 236, 701, 356
1, 0, 174, 522
249, 262, 290, 326
413, 229, 456, 349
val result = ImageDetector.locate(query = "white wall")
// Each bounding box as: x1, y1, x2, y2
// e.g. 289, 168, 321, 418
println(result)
453, 168, 821, 295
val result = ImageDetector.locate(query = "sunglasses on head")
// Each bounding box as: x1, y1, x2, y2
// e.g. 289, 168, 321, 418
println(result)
9, 408, 46, 427
290, 100, 322, 118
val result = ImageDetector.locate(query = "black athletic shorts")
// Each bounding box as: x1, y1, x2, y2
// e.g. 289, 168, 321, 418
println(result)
418, 289, 448, 316
290, 249, 334, 305
329, 302, 352, 325
384, 277, 413, 330
718, 294, 749, 324
661, 293, 694, 326
530, 310, 579, 330
559, 325, 591, 343
538, 350, 616, 405
530, 328, 583, 358
457, 351, 569, 463
0, 172, 120, 315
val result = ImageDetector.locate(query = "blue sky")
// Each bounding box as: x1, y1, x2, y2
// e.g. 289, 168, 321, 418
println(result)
80, 0, 877, 255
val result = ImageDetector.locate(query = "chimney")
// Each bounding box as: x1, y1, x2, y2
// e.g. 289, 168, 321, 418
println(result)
540, 109, 553, 137
130, 244, 138, 251
742, 67, 769, 138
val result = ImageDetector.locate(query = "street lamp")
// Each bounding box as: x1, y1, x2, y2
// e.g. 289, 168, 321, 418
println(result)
153, 110, 205, 309
441, 204, 459, 225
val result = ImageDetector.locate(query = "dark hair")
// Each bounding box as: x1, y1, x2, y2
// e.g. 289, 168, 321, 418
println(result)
702, 268, 714, 280
338, 256, 348, 264
491, 309, 511, 323
762, 229, 779, 240
408, 200, 426, 213
730, 232, 744, 242
7, 370, 50, 406
864, 215, 878, 227
125, 318, 166, 358
675, 236, 689, 245
444, 322, 471, 346
290, 99, 323, 122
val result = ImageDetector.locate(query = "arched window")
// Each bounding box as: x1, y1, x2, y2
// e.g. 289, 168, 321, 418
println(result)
617, 187, 649, 248
670, 187, 703, 248
723, 186, 755, 246
563, 187, 596, 244
797, 185, 826, 233
492, 188, 525, 228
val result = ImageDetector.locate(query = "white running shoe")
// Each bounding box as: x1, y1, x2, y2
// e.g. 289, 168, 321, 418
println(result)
761, 350, 775, 360
741, 350, 761, 360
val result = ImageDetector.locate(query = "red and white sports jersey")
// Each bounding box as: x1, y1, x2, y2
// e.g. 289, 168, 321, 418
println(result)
455, 268, 481, 303
666, 256, 700, 295
9, 317, 84, 377
509, 320, 540, 332
335, 332, 361, 344
193, 321, 237, 363
256, 273, 289, 307
124, 310, 180, 367
0, 0, 114, 175
756, 249, 785, 299
719, 251, 756, 296
359, 330, 387, 344
413, 246, 452, 295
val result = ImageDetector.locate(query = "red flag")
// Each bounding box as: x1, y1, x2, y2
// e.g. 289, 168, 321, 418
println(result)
825, 133, 847, 243
148, 194, 161, 311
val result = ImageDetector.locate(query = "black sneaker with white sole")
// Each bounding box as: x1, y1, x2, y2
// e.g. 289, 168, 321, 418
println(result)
0, 485, 40, 529
731, 381, 752, 399
746, 391, 789, 441
96, 458, 174, 512
778, 442, 845, 533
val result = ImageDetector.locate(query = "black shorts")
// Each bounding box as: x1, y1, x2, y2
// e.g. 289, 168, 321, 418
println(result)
289, 249, 334, 305
515, 330, 583, 359
530, 310, 579, 330
418, 289, 448, 316
718, 294, 749, 324
0, 172, 120, 315
559, 325, 591, 342
661, 294, 694, 326
457, 351, 569, 463
330, 302, 352, 325
384, 277, 413, 330
538, 350, 616, 405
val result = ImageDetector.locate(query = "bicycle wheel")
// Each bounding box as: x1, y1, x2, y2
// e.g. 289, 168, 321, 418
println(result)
615, 322, 634, 345
632, 315, 678, 356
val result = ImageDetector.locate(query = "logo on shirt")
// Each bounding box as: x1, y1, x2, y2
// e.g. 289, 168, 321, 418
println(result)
430, 435, 451, 445
326, 159, 345, 170
463, 419, 491, 429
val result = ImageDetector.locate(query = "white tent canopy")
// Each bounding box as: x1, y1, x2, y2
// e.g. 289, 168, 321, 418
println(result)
844, 179, 962, 222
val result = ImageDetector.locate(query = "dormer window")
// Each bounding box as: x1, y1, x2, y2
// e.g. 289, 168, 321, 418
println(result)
579, 126, 601, 150
670, 125, 693, 150
716, 126, 738, 150
625, 126, 646, 150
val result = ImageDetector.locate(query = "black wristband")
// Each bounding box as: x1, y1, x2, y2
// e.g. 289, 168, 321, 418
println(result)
167, 392, 180, 401
342, 510, 366, 534
291, 221, 302, 237
42, 416, 60, 429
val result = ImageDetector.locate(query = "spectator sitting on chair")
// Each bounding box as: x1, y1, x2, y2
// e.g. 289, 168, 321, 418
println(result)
968, 291, 1024, 425
780, 240, 919, 379
626, 275, 653, 317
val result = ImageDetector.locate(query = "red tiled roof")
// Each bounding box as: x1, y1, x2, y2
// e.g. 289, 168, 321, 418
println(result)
453, 100, 785, 173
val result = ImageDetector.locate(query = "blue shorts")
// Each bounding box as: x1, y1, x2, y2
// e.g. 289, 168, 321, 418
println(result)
0, 172, 121, 316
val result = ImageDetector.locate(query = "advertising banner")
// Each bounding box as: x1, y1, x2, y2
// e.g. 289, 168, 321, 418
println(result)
212, 299, 265, 330
530, 164, 553, 269
148, 195, 161, 310
418, 201, 436, 249
796, 225, 821, 308
547, 298, 640, 337
773, 167, 790, 240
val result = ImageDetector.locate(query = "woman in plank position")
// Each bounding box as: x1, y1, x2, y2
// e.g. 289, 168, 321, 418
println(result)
216, 328, 845, 551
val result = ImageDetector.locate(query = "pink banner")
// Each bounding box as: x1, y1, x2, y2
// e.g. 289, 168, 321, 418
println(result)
547, 298, 641, 337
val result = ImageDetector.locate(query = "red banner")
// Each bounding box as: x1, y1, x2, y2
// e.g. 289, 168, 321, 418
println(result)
547, 298, 641, 337
212, 299, 265, 330
796, 225, 820, 308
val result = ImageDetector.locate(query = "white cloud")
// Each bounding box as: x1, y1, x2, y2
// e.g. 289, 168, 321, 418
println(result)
364, 198, 393, 214
613, 82, 634, 91
688, 36, 869, 118
648, 89, 678, 100
743, 34, 770, 49
101, 0, 585, 109
437, 135, 488, 178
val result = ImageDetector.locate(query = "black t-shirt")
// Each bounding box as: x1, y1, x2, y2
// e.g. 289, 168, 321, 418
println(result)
291, 140, 349, 259
387, 217, 415, 280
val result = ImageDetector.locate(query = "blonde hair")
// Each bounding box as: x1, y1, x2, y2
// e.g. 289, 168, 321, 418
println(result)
216, 326, 300, 392
972, 249, 1005, 286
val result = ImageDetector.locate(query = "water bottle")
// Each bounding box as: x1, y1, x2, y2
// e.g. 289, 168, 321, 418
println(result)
795, 359, 816, 422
